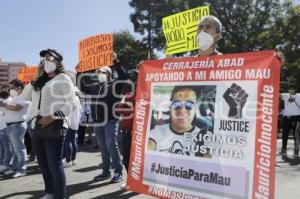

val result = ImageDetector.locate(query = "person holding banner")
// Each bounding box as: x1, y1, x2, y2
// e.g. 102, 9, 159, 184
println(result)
78, 55, 127, 183
196, 15, 223, 57
148, 86, 209, 156
21, 49, 75, 199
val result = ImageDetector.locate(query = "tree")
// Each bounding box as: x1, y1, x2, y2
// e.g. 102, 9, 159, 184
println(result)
113, 30, 156, 70
129, 0, 300, 91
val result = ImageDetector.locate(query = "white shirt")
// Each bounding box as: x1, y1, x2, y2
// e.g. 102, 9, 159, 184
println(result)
0, 95, 30, 124
22, 73, 76, 129
67, 96, 83, 130
281, 93, 300, 116
149, 124, 202, 156
0, 97, 12, 130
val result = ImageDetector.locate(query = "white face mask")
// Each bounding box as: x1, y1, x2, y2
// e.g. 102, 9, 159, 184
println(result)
197, 31, 215, 51
98, 74, 107, 82
44, 60, 57, 73
10, 89, 18, 98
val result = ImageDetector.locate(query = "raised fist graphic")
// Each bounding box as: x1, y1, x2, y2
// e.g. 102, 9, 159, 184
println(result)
223, 83, 248, 118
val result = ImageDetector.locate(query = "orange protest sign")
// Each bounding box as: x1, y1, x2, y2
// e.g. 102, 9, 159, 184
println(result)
128, 51, 281, 199
77, 33, 113, 72
17, 66, 38, 84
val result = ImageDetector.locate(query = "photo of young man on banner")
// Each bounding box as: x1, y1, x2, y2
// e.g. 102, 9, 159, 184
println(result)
148, 84, 215, 157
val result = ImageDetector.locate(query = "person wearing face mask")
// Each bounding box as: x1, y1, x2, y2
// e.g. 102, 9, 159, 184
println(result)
21, 49, 75, 199
0, 79, 30, 178
78, 53, 127, 183
0, 85, 13, 174
195, 15, 223, 57
195, 15, 285, 62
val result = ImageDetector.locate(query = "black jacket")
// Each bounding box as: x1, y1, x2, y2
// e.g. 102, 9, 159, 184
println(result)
78, 62, 127, 124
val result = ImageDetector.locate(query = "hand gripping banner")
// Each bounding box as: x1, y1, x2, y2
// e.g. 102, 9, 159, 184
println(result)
127, 50, 281, 199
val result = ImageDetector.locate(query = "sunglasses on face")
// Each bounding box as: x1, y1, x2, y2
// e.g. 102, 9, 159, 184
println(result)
40, 56, 55, 62
170, 100, 195, 111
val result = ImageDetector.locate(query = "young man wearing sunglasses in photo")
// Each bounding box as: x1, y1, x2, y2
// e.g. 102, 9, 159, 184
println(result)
148, 86, 208, 156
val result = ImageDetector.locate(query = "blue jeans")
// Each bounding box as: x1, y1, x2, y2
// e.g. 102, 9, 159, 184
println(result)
64, 129, 77, 162
94, 119, 123, 174
0, 128, 12, 166
33, 128, 67, 199
6, 122, 27, 172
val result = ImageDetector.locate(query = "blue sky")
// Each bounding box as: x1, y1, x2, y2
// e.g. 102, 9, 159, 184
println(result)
1, 0, 299, 72
0, 0, 135, 71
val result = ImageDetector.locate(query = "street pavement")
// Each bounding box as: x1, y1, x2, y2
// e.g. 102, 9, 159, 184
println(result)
0, 139, 299, 199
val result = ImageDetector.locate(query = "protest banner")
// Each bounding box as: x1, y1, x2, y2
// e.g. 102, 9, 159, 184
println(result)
127, 50, 281, 199
162, 6, 209, 55
77, 33, 113, 72
17, 66, 38, 84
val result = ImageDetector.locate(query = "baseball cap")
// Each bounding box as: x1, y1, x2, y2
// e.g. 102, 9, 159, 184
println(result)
97, 66, 112, 74
40, 49, 63, 62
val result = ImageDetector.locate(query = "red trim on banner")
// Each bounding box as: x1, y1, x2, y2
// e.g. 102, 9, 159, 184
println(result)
127, 50, 281, 199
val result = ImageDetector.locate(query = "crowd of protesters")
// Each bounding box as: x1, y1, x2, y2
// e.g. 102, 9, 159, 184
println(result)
0, 15, 293, 199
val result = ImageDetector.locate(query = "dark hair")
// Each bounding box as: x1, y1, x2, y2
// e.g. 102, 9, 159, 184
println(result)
0, 84, 10, 91
170, 86, 198, 101
0, 84, 10, 99
10, 79, 24, 90
31, 62, 65, 91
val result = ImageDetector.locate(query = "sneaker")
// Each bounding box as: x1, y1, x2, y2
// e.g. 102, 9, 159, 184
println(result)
63, 161, 72, 168
40, 193, 54, 199
93, 172, 111, 181
0, 165, 9, 173
13, 171, 26, 178
28, 156, 36, 162
111, 173, 123, 183
120, 183, 129, 190
4, 169, 14, 175
71, 160, 77, 166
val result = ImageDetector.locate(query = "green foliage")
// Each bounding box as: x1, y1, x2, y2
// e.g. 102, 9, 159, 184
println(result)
113, 30, 156, 70
129, 0, 300, 92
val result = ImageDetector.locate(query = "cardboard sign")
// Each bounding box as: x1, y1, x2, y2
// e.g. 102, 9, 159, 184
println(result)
77, 33, 113, 72
163, 6, 209, 55
17, 66, 38, 84
128, 51, 281, 199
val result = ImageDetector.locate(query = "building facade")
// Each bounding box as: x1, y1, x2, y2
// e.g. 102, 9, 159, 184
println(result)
0, 58, 25, 87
